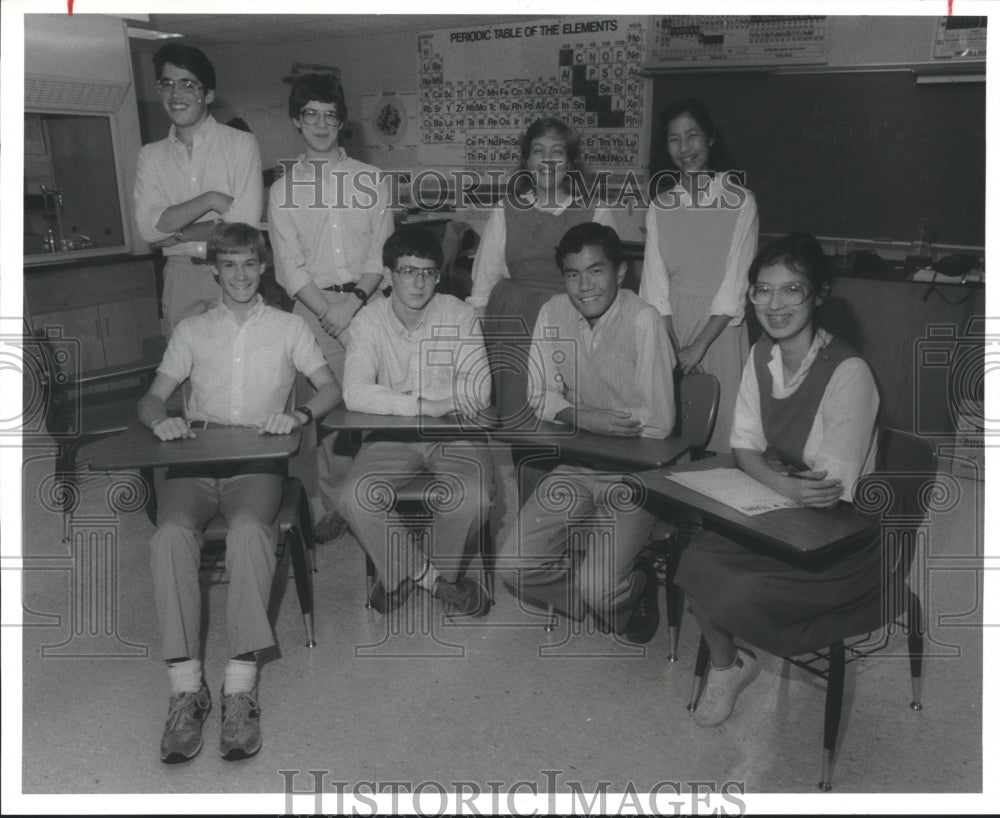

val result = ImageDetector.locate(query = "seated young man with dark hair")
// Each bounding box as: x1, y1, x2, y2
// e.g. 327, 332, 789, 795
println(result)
137, 223, 340, 764
498, 221, 677, 643
338, 225, 493, 617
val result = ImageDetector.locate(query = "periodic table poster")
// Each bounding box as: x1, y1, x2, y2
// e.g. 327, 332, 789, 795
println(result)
418, 17, 646, 177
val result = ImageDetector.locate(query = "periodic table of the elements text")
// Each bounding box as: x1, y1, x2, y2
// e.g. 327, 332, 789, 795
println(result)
417, 18, 646, 174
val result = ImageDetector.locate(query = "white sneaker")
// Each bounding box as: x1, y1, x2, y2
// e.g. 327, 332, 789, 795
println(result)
693, 648, 759, 727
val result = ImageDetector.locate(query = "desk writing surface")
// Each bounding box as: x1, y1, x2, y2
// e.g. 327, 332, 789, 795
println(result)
322, 407, 497, 434
637, 455, 877, 556
323, 410, 689, 470
85, 425, 302, 471
494, 422, 691, 470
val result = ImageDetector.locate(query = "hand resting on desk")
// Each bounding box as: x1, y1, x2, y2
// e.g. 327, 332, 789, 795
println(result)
735, 448, 843, 509
557, 405, 642, 437
150, 417, 196, 441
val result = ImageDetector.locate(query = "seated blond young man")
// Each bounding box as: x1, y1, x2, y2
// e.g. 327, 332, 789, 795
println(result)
339, 225, 493, 617
498, 221, 676, 643
137, 223, 340, 764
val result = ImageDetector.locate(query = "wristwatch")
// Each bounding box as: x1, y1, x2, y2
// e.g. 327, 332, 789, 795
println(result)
293, 405, 314, 426
349, 286, 369, 306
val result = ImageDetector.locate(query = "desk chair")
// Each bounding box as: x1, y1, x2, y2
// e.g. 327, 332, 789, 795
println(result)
26, 323, 164, 538
363, 471, 495, 609
198, 476, 318, 648
649, 372, 720, 658
686, 427, 935, 790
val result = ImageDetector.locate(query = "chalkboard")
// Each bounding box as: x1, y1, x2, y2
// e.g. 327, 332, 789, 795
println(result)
651, 71, 985, 246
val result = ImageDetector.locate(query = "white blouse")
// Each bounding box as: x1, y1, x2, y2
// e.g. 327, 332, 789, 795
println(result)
729, 329, 879, 502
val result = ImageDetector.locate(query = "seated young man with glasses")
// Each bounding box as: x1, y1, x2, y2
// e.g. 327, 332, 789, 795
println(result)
338, 226, 494, 617
268, 72, 394, 545
134, 43, 263, 332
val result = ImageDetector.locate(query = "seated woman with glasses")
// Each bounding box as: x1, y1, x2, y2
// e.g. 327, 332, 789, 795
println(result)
674, 232, 881, 728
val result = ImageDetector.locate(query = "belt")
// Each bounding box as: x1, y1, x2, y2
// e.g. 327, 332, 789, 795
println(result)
187, 420, 238, 430
322, 282, 357, 292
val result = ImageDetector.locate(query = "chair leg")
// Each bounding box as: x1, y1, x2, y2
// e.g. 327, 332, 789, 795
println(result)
688, 635, 709, 712
481, 523, 496, 605
906, 589, 924, 711
286, 528, 316, 648
665, 582, 682, 662
545, 603, 557, 633
664, 543, 684, 662
364, 553, 377, 608
297, 485, 317, 574
819, 640, 846, 792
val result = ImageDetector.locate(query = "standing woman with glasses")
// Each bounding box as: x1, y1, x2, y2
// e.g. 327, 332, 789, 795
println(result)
469, 117, 619, 427
640, 99, 757, 453
134, 43, 263, 332
674, 233, 880, 728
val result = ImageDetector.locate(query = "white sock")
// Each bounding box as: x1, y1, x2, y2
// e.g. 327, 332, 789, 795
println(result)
166, 658, 202, 695
223, 658, 257, 695
416, 562, 440, 593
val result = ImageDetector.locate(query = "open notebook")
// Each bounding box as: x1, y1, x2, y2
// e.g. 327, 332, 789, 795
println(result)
663, 468, 799, 516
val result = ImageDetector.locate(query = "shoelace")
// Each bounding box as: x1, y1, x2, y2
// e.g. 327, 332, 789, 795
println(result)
222, 692, 259, 737
165, 690, 205, 730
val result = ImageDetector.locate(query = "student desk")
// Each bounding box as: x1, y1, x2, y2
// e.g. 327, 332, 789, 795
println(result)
321, 407, 496, 437
492, 422, 691, 471
85, 424, 303, 471
321, 409, 691, 471
85, 424, 315, 645
635, 455, 879, 558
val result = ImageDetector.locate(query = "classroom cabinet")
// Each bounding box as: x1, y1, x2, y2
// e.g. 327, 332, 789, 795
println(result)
25, 255, 161, 396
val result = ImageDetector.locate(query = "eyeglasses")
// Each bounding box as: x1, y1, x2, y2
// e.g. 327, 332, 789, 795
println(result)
748, 282, 812, 307
155, 78, 204, 96
393, 266, 440, 283
299, 108, 341, 126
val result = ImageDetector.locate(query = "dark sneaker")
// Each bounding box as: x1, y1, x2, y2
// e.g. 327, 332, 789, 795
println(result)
220, 688, 261, 761
159, 683, 211, 764
432, 576, 489, 617
314, 511, 349, 544
624, 562, 660, 645
368, 577, 417, 614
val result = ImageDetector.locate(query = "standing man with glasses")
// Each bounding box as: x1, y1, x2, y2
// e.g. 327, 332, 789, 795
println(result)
269, 73, 394, 543
339, 226, 493, 617
134, 44, 263, 333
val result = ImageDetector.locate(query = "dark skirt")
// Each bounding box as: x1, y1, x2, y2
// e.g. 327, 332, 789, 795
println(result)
675, 529, 885, 657
483, 277, 563, 428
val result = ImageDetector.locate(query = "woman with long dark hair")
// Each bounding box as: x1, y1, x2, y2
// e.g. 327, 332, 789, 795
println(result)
640, 99, 757, 452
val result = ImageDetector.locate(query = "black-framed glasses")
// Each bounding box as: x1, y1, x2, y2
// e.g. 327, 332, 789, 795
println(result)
299, 108, 341, 126
155, 78, 204, 96
748, 282, 812, 307
394, 266, 440, 282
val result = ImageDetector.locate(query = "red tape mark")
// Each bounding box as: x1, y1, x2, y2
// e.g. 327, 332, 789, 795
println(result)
67, 0, 74, 12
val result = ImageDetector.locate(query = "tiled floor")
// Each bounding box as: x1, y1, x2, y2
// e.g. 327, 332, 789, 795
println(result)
12, 440, 988, 808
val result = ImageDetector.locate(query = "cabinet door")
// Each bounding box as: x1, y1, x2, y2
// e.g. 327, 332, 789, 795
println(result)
32, 306, 108, 398
99, 297, 160, 368
32, 306, 107, 375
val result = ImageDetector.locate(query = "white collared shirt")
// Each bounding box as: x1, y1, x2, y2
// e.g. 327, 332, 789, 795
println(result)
730, 328, 880, 501
158, 295, 327, 425
343, 294, 491, 415
268, 149, 393, 297
133, 115, 263, 258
